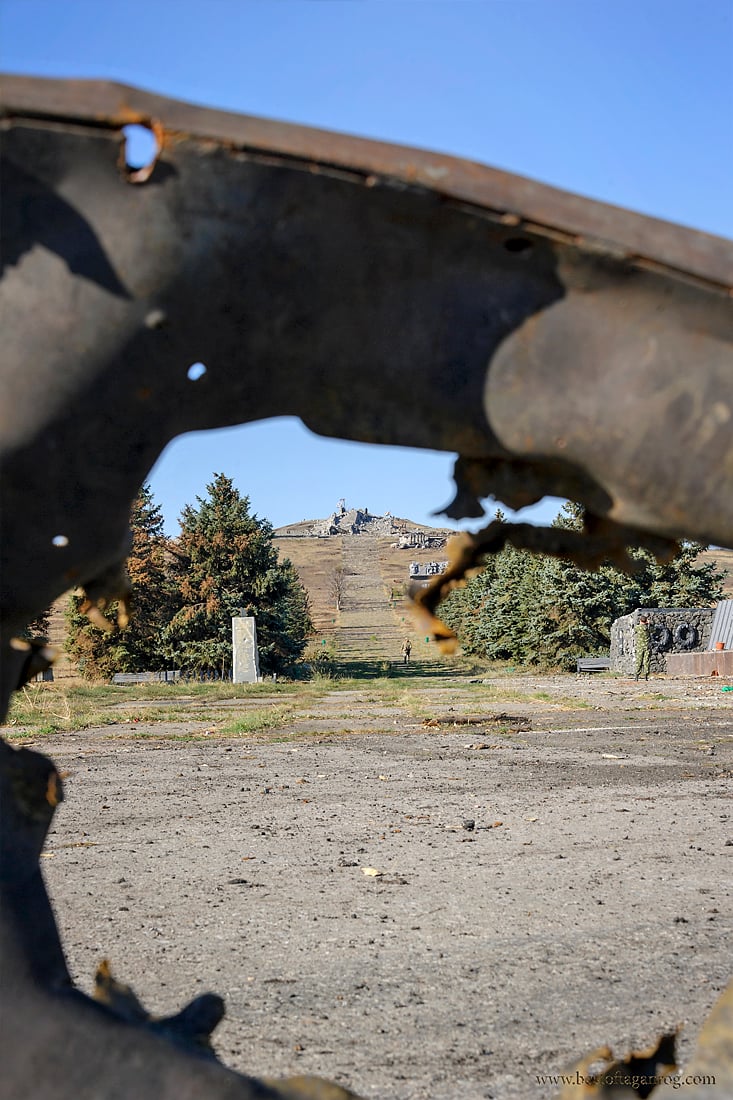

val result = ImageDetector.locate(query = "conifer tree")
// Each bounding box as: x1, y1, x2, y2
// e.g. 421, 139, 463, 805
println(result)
163, 473, 312, 676
66, 485, 177, 678
439, 502, 724, 670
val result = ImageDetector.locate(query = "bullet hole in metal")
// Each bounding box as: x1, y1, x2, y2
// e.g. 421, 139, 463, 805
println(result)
122, 124, 159, 182
51, 535, 69, 548
187, 362, 207, 381
503, 237, 533, 254
145, 309, 167, 329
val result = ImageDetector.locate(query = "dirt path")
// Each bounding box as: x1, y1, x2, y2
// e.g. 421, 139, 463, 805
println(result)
30, 674, 733, 1099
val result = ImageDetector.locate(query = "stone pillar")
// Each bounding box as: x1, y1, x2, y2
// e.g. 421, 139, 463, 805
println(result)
232, 616, 260, 683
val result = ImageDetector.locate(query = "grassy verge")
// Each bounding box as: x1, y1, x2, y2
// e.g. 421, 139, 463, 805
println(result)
2, 680, 317, 739
2, 663, 595, 740
218, 704, 297, 737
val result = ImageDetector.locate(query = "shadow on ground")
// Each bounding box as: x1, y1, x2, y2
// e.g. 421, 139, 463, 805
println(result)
332, 657, 464, 679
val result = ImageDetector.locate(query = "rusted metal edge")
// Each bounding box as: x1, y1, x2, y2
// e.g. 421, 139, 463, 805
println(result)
1, 73, 732, 292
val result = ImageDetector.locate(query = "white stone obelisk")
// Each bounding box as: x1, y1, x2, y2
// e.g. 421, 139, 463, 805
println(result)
232, 616, 260, 683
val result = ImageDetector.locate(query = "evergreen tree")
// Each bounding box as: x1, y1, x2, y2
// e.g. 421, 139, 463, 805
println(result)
440, 503, 724, 670
66, 485, 177, 679
163, 473, 312, 676
627, 541, 725, 609
441, 511, 541, 662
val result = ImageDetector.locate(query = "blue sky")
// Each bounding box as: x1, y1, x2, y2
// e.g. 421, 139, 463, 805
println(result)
3, 0, 732, 534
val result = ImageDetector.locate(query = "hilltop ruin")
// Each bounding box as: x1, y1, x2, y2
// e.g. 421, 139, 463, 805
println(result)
275, 501, 451, 546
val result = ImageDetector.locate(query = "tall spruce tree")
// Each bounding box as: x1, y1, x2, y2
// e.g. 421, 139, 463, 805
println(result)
66, 485, 177, 679
163, 473, 312, 676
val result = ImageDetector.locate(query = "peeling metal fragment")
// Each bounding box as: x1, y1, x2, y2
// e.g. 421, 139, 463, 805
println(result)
94, 958, 151, 1024
556, 980, 733, 1097
655, 980, 733, 1097
78, 558, 132, 631
555, 1032, 677, 1097
9, 636, 59, 689
94, 957, 226, 1056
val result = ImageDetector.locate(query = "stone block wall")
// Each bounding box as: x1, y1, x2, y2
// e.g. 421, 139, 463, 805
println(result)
610, 607, 715, 675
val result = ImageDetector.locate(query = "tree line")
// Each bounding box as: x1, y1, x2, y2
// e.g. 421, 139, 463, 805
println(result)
62, 490, 724, 680
439, 504, 725, 670
66, 474, 313, 679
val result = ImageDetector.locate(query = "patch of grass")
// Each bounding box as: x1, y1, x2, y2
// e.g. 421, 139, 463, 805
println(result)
3, 668, 596, 740
219, 705, 296, 737
460, 682, 592, 710
634, 692, 677, 708
2, 684, 120, 737
1, 679, 339, 739
529, 692, 593, 709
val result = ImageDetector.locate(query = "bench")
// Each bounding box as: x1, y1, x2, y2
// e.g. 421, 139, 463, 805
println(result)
111, 670, 181, 684
576, 657, 611, 673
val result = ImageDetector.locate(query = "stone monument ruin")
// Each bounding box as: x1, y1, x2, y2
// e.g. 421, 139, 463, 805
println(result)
610, 607, 714, 675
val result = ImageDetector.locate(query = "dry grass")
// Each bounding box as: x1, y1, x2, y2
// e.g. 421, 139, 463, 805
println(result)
274, 534, 344, 637
697, 547, 733, 596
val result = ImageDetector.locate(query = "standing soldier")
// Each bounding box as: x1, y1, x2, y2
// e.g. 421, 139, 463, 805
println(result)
401, 638, 412, 665
635, 616, 652, 680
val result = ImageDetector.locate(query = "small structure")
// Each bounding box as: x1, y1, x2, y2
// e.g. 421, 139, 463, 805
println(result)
707, 599, 733, 651
576, 657, 611, 674
112, 670, 181, 684
397, 531, 446, 550
610, 607, 714, 675
408, 560, 448, 580
232, 615, 260, 683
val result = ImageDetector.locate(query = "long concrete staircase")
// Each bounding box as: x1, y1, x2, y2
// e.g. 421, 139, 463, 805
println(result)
334, 536, 460, 675
336, 536, 404, 662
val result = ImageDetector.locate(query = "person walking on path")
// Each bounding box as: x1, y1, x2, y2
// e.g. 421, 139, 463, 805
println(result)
401, 638, 412, 665
635, 616, 652, 680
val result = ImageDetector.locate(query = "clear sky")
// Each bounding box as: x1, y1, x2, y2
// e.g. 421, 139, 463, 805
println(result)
3, 0, 732, 534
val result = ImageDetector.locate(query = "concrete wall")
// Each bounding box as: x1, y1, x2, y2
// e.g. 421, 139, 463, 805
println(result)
610, 607, 714, 675
665, 650, 733, 677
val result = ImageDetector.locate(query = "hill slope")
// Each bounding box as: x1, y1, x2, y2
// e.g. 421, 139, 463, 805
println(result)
274, 528, 455, 670
41, 537, 733, 680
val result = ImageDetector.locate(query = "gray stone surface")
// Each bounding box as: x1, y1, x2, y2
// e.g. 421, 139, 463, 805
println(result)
610, 607, 714, 675
232, 617, 261, 683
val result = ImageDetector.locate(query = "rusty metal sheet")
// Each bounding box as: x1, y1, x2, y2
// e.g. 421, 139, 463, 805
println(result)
1, 75, 733, 1099
1, 74, 732, 685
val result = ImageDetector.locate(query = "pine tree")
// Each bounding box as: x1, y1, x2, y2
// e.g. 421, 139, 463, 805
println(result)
440, 510, 541, 663
66, 485, 177, 679
163, 473, 312, 676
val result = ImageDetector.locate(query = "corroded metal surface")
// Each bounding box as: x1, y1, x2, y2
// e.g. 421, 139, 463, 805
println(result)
1, 75, 732, 1098
2, 75, 733, 698
557, 982, 733, 1097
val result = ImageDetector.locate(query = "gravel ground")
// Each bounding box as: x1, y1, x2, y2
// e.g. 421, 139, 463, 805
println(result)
32, 673, 733, 1099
